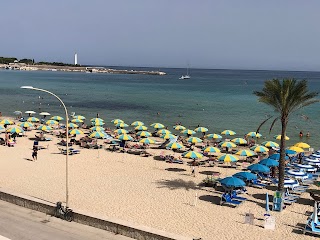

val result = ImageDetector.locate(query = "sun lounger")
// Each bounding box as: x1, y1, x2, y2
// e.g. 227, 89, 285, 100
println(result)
250, 179, 266, 188
303, 218, 320, 236
220, 193, 243, 207
231, 191, 247, 201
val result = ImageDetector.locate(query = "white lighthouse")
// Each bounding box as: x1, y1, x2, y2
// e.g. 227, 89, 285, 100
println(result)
74, 52, 78, 65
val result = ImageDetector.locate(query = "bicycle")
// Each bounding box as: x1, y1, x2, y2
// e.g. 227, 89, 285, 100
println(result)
54, 202, 74, 222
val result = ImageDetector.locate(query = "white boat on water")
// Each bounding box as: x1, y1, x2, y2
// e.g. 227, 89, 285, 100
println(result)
179, 65, 190, 79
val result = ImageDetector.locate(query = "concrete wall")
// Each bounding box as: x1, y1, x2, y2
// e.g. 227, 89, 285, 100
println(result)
0, 188, 191, 240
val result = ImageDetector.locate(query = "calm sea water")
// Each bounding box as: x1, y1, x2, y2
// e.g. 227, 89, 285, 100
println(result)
1, 68, 320, 148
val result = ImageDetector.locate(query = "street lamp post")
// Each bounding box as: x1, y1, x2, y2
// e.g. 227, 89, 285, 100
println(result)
21, 86, 70, 207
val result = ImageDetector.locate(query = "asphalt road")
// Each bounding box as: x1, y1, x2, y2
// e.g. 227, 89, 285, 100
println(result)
0, 200, 132, 240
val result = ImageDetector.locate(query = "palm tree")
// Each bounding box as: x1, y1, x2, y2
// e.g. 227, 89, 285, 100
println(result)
254, 78, 318, 191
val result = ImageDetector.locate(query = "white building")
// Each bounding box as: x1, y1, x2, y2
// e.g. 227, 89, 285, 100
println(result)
74, 53, 78, 65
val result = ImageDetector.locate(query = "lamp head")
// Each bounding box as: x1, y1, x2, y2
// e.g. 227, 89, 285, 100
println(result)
21, 86, 34, 89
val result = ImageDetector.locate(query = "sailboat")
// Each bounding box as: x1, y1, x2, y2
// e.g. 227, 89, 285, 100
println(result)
179, 64, 190, 79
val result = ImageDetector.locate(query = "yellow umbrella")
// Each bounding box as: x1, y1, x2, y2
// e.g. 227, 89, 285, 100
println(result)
274, 135, 290, 140
288, 146, 304, 153
294, 142, 310, 149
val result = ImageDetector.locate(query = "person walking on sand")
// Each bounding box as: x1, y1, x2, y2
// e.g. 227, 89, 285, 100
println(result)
191, 160, 198, 177
32, 146, 38, 161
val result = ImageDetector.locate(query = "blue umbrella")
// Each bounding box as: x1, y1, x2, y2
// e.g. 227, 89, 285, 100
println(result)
219, 177, 245, 188
276, 149, 296, 155
259, 158, 279, 167
247, 164, 270, 173
233, 172, 257, 181
269, 153, 289, 160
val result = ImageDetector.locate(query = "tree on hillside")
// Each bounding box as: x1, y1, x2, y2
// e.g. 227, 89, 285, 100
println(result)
254, 78, 318, 191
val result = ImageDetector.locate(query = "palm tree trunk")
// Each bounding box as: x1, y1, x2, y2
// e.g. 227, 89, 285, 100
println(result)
277, 117, 287, 191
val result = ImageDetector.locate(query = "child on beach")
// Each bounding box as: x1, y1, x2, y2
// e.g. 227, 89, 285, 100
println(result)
32, 146, 38, 161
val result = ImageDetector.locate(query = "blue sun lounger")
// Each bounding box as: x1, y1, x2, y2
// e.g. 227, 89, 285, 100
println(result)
303, 218, 320, 236
250, 179, 266, 188
220, 193, 243, 207
231, 191, 247, 201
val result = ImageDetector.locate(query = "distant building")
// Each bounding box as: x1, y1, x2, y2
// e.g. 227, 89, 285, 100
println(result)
74, 53, 78, 65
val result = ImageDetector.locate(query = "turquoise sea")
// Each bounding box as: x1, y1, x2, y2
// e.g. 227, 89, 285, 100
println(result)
1, 68, 320, 148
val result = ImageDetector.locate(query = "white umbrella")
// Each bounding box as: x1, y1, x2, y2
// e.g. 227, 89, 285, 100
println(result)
13, 111, 22, 115
39, 112, 51, 116
25, 110, 36, 114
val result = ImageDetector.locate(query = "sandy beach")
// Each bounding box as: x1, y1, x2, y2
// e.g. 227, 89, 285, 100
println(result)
0, 117, 319, 240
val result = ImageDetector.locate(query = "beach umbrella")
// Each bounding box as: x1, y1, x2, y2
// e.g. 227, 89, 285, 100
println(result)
203, 146, 221, 154
235, 150, 256, 157
150, 123, 165, 129
19, 122, 33, 128
262, 141, 279, 148
0, 125, 5, 131
69, 129, 84, 135
135, 125, 148, 131
13, 110, 22, 115
90, 117, 104, 122
136, 131, 151, 137
218, 154, 238, 162
166, 142, 183, 149
294, 142, 310, 149
39, 112, 50, 116
111, 119, 124, 124
221, 130, 236, 136
286, 169, 308, 179
247, 132, 262, 138
288, 146, 304, 153
183, 151, 203, 159
90, 126, 105, 131
274, 178, 299, 188
293, 163, 317, 172
231, 138, 247, 145
173, 125, 186, 131
71, 118, 83, 123
205, 133, 222, 139
51, 116, 63, 121
74, 115, 86, 120
0, 119, 14, 125
160, 133, 176, 139
233, 172, 257, 181
259, 158, 279, 167
27, 117, 39, 122
194, 127, 208, 133
219, 141, 236, 148
269, 153, 289, 160
274, 135, 290, 140
139, 138, 155, 144
186, 137, 202, 143
181, 129, 196, 135
46, 120, 58, 125
131, 121, 144, 126
6, 127, 24, 134
89, 131, 106, 138
247, 164, 270, 173
117, 134, 133, 141
37, 125, 52, 131
157, 129, 171, 135
25, 110, 36, 116
67, 123, 79, 128
250, 145, 269, 153
115, 122, 129, 128
91, 120, 105, 126
276, 149, 296, 155
114, 129, 128, 134
220, 177, 245, 188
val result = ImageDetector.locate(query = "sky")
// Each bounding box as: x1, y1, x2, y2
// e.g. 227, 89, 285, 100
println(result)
1, 0, 320, 71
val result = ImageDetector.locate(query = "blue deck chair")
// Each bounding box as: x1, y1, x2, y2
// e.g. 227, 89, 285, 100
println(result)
250, 179, 266, 188
284, 188, 300, 200
231, 191, 247, 201
303, 218, 320, 235
220, 193, 242, 207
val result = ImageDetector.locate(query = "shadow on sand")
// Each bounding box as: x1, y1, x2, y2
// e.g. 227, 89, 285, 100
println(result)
165, 168, 186, 172
155, 178, 197, 191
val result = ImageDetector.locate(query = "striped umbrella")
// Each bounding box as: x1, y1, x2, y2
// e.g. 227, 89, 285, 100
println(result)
288, 146, 304, 153
71, 118, 83, 123
274, 135, 290, 140
0, 119, 14, 125
135, 125, 148, 131
37, 125, 52, 131
218, 154, 238, 162
173, 125, 186, 131
90, 126, 105, 132
89, 131, 106, 138
262, 141, 279, 148
247, 132, 262, 138
67, 123, 79, 128
166, 142, 183, 149
131, 121, 144, 126
151, 123, 165, 129
69, 129, 84, 135
0, 125, 5, 131
46, 120, 58, 125
221, 130, 236, 136
7, 127, 24, 134
219, 141, 237, 148
205, 133, 222, 139
231, 138, 247, 145
115, 122, 129, 128
235, 150, 256, 157
27, 117, 39, 122
160, 133, 176, 140
294, 142, 310, 149
136, 131, 151, 137
183, 151, 203, 159
74, 115, 86, 120
117, 134, 133, 141
139, 138, 155, 144
194, 127, 208, 133
90, 118, 104, 122
186, 137, 202, 143
157, 129, 171, 135
251, 145, 269, 153
91, 120, 105, 126
203, 146, 221, 154
19, 122, 33, 128
114, 129, 128, 134
181, 129, 196, 135
111, 119, 124, 124
51, 116, 63, 121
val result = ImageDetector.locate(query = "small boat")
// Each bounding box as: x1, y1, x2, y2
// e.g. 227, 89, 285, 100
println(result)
179, 64, 190, 79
